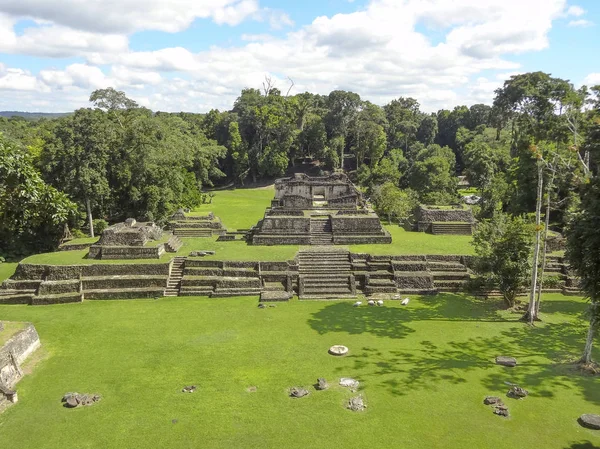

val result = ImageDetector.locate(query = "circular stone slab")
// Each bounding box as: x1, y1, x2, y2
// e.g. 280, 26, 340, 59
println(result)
579, 414, 600, 430
329, 345, 349, 356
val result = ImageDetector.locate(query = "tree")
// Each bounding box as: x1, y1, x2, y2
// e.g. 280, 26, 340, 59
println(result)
41, 108, 114, 237
472, 213, 534, 308
89, 87, 138, 129
372, 182, 418, 224
0, 134, 77, 258
566, 177, 600, 364
409, 144, 458, 204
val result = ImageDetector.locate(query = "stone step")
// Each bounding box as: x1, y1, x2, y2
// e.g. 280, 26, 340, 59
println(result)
365, 285, 398, 294
32, 292, 83, 305
84, 287, 165, 300
0, 288, 37, 296
0, 294, 33, 304
431, 272, 470, 280
300, 293, 357, 300
368, 278, 396, 286
211, 289, 261, 297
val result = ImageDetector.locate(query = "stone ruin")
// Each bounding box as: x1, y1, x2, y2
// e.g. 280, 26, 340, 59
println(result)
414, 205, 475, 235
168, 210, 226, 238
88, 219, 181, 259
250, 173, 391, 245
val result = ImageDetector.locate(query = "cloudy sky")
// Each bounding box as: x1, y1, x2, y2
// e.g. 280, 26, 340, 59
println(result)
0, 0, 598, 113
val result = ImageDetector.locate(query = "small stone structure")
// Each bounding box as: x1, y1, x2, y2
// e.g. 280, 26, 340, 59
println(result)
495, 356, 517, 367
415, 205, 475, 235
169, 210, 226, 238
251, 173, 391, 245
88, 219, 181, 260
579, 414, 600, 430
0, 323, 41, 410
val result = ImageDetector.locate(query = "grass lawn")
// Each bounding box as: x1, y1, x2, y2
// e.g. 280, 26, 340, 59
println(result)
18, 187, 473, 265
0, 293, 598, 449
0, 262, 18, 282
0, 321, 26, 346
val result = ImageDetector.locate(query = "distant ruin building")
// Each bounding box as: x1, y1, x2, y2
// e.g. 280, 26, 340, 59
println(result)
250, 173, 391, 245
88, 219, 181, 259
415, 205, 475, 235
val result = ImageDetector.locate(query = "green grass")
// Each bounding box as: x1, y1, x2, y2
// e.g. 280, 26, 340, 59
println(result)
61, 237, 99, 246
0, 262, 18, 282
0, 293, 598, 449
18, 187, 474, 265
0, 321, 26, 346
192, 187, 276, 230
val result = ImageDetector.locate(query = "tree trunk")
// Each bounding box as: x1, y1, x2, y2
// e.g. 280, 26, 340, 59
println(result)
535, 164, 556, 318
580, 312, 597, 364
524, 160, 543, 323
86, 198, 94, 238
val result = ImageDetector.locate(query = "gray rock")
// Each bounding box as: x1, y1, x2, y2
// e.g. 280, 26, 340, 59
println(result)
493, 405, 509, 417
289, 387, 309, 398
316, 378, 329, 390
347, 395, 366, 412
182, 385, 196, 393
62, 392, 101, 408
579, 414, 600, 430
507, 386, 529, 399
258, 303, 267, 309
484, 396, 504, 406
496, 356, 517, 367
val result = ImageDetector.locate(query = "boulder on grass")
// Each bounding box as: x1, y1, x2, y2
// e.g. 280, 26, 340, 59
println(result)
289, 387, 309, 398
507, 386, 528, 399
316, 378, 329, 390
347, 395, 367, 412
484, 396, 504, 406
496, 356, 517, 367
579, 414, 600, 430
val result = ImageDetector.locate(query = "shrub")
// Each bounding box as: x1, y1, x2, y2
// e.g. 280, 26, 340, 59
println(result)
93, 219, 109, 235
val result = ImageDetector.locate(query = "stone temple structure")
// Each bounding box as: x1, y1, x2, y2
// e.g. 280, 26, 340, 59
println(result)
88, 219, 181, 259
251, 173, 391, 245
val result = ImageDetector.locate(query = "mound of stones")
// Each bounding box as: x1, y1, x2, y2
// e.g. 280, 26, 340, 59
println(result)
62, 392, 101, 408
579, 414, 600, 430
182, 385, 196, 393
347, 395, 366, 412
289, 387, 310, 398
483, 396, 509, 417
507, 386, 529, 399
189, 251, 216, 257
316, 378, 329, 390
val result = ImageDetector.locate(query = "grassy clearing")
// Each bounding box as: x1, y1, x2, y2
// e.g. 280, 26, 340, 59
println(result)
19, 187, 474, 265
0, 321, 26, 346
61, 237, 99, 246
0, 293, 597, 449
0, 262, 18, 282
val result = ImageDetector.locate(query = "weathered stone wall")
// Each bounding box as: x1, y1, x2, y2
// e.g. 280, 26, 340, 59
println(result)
282, 195, 312, 209
88, 245, 165, 260
416, 206, 475, 223
258, 217, 310, 233
331, 216, 386, 233
82, 264, 170, 276
0, 324, 40, 388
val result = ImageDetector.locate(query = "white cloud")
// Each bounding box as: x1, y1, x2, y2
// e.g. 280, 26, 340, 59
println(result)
0, 15, 128, 57
568, 19, 593, 27
583, 73, 600, 86
566, 5, 585, 16
0, 65, 48, 92
0, 0, 260, 33
0, 0, 578, 112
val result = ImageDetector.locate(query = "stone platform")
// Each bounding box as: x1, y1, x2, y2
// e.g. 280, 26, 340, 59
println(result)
251, 173, 391, 245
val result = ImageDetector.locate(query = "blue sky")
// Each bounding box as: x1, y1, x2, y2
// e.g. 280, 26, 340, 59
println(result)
0, 0, 598, 112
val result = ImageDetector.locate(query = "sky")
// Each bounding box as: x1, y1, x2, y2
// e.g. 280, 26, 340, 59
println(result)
0, 0, 598, 113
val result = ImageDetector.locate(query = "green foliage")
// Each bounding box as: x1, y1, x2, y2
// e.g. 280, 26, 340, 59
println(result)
93, 219, 109, 235
472, 212, 534, 307
372, 182, 418, 224
409, 144, 458, 204
0, 134, 77, 258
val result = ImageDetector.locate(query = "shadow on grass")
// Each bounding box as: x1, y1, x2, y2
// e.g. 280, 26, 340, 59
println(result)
307, 294, 600, 404
307, 293, 508, 340
565, 443, 600, 449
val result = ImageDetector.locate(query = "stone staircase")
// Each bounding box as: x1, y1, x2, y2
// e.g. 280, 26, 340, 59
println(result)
164, 257, 186, 297
298, 249, 356, 299
429, 257, 470, 292
173, 228, 213, 238
431, 222, 473, 235
165, 235, 183, 252
310, 218, 333, 245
